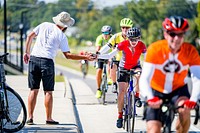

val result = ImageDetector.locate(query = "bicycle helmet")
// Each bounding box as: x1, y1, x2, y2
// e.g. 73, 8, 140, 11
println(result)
162, 16, 189, 32
101, 25, 112, 34
120, 18, 133, 27
126, 27, 141, 39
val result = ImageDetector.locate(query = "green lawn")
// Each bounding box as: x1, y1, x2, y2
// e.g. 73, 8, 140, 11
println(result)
55, 52, 96, 76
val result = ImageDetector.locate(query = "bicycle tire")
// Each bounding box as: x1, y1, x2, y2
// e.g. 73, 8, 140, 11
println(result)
131, 91, 136, 133
127, 92, 135, 133
2, 86, 27, 132
123, 94, 128, 130
81, 63, 87, 79
101, 74, 107, 104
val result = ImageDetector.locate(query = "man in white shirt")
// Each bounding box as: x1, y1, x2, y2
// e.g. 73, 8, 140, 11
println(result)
24, 11, 95, 125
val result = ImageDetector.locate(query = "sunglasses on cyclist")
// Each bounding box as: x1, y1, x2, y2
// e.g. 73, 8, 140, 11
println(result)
121, 27, 130, 29
129, 37, 140, 42
167, 32, 185, 38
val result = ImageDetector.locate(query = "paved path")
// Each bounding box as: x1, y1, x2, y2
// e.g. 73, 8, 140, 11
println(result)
6, 75, 79, 133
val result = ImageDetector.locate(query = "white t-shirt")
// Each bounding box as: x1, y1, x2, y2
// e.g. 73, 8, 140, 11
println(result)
31, 22, 70, 59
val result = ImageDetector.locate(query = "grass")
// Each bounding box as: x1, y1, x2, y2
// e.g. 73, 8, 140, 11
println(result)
55, 75, 65, 82
55, 52, 97, 76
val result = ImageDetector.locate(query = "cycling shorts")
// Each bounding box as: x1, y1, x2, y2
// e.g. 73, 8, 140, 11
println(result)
117, 65, 142, 83
28, 56, 55, 91
111, 60, 119, 68
145, 84, 190, 122
96, 59, 108, 69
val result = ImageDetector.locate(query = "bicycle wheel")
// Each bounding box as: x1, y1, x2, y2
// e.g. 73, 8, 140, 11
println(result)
101, 74, 107, 104
123, 94, 129, 131
0, 93, 3, 132
81, 63, 87, 79
163, 109, 174, 133
131, 91, 136, 133
127, 92, 135, 133
3, 86, 27, 132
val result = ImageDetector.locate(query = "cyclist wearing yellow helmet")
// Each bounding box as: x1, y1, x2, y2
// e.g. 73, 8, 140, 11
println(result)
98, 18, 133, 93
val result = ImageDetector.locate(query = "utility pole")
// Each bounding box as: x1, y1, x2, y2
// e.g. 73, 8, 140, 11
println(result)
3, 0, 7, 63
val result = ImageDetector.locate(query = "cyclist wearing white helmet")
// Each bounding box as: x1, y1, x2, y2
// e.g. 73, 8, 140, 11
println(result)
97, 18, 133, 96
98, 27, 146, 128
95, 25, 112, 98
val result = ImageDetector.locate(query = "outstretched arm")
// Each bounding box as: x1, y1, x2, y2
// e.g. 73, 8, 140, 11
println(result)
99, 43, 112, 54
98, 48, 118, 60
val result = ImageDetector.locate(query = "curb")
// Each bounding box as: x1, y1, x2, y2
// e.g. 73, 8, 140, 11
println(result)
64, 76, 80, 133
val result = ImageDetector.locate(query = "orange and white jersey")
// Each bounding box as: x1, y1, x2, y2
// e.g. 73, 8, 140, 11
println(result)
140, 40, 200, 102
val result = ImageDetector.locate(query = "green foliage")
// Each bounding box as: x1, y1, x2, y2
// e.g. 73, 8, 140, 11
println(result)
0, 0, 198, 46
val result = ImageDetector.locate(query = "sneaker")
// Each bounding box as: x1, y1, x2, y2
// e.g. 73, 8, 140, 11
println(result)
95, 90, 102, 98
46, 120, 59, 125
107, 78, 113, 85
26, 119, 34, 125
116, 118, 123, 128
112, 83, 118, 93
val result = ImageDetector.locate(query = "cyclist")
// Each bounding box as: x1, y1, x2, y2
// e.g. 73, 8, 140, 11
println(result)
95, 25, 112, 98
79, 51, 89, 76
99, 18, 133, 94
98, 27, 146, 128
139, 16, 200, 133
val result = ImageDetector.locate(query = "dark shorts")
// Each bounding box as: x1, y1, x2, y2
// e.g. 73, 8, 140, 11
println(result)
117, 64, 142, 83
96, 59, 108, 69
113, 61, 119, 68
145, 84, 190, 122
28, 56, 55, 91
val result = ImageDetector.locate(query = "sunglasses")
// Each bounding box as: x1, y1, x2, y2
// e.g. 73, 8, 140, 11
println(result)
129, 37, 140, 42
167, 32, 185, 38
121, 27, 130, 29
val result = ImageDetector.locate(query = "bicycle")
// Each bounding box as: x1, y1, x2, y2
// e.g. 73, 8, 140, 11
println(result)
99, 60, 109, 105
80, 60, 88, 79
0, 53, 27, 132
143, 98, 199, 133
122, 69, 142, 133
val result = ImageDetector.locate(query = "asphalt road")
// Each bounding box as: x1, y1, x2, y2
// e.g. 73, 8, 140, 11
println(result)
56, 64, 200, 133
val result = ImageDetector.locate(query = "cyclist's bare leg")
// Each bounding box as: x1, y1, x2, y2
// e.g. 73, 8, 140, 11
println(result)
176, 96, 191, 133
28, 89, 39, 119
96, 68, 103, 89
117, 82, 128, 113
146, 120, 162, 133
44, 91, 54, 121
134, 68, 142, 95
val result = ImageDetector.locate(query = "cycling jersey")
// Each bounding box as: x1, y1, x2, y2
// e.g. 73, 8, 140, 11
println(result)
98, 40, 146, 70
95, 34, 112, 54
117, 40, 146, 69
140, 39, 200, 101
108, 32, 128, 61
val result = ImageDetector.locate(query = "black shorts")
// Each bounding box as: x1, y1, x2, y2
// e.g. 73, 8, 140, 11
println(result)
96, 59, 108, 69
28, 56, 55, 91
117, 64, 142, 83
145, 84, 190, 122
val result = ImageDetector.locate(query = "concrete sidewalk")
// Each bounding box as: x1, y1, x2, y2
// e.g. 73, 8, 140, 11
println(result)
6, 75, 79, 133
